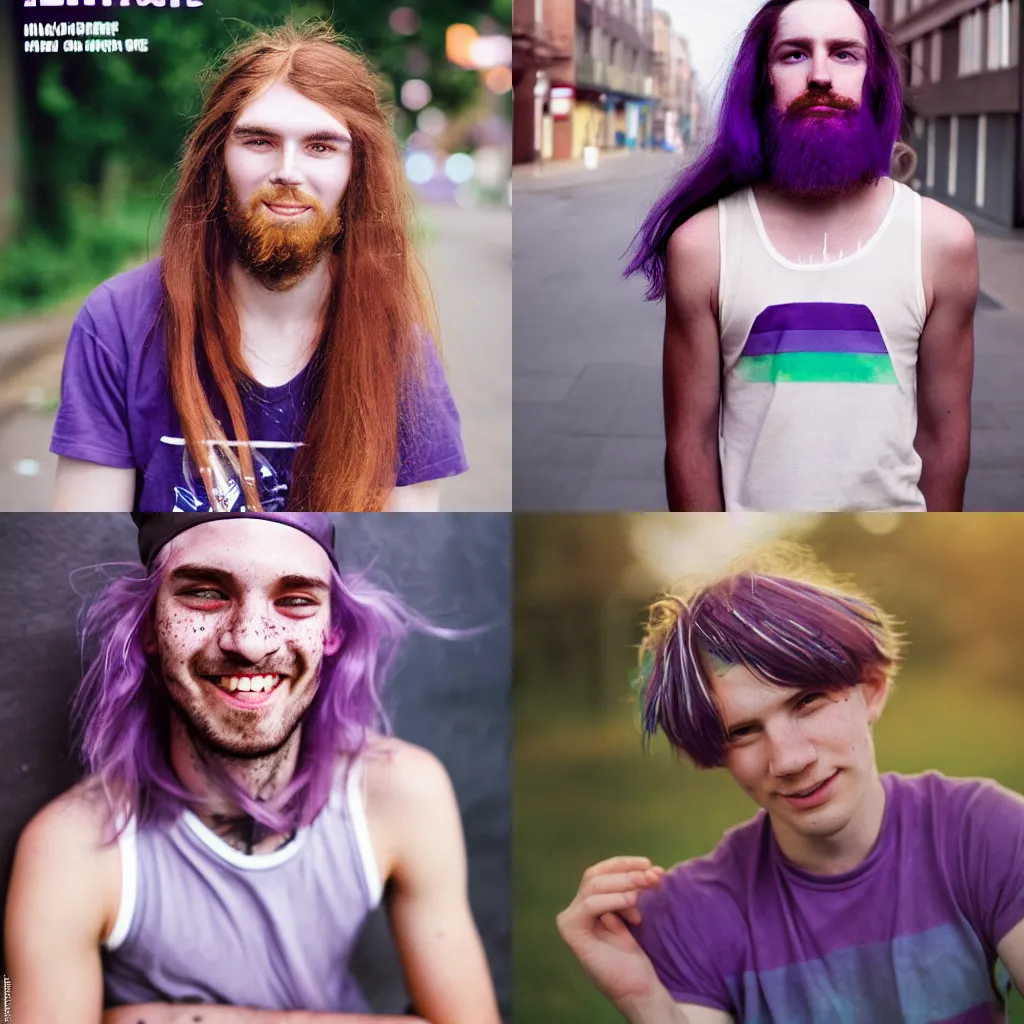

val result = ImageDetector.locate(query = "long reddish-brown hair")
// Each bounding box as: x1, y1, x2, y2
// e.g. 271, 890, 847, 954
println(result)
161, 22, 438, 511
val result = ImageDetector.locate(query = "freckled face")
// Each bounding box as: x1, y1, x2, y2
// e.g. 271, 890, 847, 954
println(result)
151, 519, 339, 759
713, 661, 887, 843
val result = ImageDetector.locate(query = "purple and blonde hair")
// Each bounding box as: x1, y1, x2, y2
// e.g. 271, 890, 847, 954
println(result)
71, 558, 439, 837
637, 548, 901, 767
624, 0, 904, 300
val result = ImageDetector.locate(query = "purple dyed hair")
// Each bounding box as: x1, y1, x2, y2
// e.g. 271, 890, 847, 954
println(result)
637, 559, 901, 768
624, 0, 905, 300
71, 559, 440, 837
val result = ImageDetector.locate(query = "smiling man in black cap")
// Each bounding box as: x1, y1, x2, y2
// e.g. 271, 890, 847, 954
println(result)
5, 513, 500, 1024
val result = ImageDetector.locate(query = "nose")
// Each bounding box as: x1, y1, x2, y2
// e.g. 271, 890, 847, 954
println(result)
269, 140, 303, 187
219, 604, 282, 665
808, 53, 832, 92
766, 719, 818, 779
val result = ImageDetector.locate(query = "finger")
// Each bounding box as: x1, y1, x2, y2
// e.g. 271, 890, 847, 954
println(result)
598, 911, 633, 937
585, 870, 664, 896
579, 890, 640, 919
620, 905, 643, 927
581, 856, 654, 882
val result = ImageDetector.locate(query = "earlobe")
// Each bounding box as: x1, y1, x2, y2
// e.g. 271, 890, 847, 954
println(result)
324, 628, 343, 656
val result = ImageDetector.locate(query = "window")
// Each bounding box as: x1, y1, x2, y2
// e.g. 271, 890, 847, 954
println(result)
959, 8, 985, 75
930, 29, 942, 81
926, 118, 936, 190
911, 36, 926, 85
948, 115, 959, 196
976, 114, 988, 207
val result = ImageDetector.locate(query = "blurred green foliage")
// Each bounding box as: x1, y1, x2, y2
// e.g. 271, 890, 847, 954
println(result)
514, 513, 1024, 1023
5, 0, 509, 316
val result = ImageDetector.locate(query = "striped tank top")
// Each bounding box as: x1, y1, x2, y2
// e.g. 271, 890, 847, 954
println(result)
717, 181, 928, 511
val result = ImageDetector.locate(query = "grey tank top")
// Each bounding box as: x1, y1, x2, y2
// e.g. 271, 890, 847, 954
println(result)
101, 758, 382, 1012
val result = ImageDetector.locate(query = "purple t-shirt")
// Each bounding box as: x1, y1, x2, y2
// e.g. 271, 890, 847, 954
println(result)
50, 259, 468, 511
633, 772, 1024, 1022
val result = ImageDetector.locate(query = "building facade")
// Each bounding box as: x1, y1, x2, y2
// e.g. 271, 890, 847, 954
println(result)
574, 0, 657, 155
877, 0, 1024, 226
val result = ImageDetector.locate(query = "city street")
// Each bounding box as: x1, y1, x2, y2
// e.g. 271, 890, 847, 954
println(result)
0, 201, 511, 512
514, 150, 1024, 511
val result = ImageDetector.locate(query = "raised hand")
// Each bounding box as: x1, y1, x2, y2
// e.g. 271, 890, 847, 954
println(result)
556, 855, 668, 1009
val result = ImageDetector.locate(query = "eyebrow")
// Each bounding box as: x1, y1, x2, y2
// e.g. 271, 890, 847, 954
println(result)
232, 124, 352, 144
169, 565, 330, 592
773, 36, 866, 53
723, 687, 819, 736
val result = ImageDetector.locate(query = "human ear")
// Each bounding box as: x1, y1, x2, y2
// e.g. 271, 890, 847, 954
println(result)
862, 668, 890, 724
140, 607, 159, 656
324, 627, 343, 656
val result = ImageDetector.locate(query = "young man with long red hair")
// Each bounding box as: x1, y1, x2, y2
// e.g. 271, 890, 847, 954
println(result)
50, 22, 467, 512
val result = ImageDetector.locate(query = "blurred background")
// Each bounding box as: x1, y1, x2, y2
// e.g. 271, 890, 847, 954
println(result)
0, 0, 511, 510
515, 512, 1024, 1022
513, 0, 1024, 512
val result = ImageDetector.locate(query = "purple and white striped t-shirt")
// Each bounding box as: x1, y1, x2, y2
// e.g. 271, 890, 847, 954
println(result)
632, 772, 1024, 1022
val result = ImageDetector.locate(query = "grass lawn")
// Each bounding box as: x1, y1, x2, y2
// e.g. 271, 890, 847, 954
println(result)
515, 673, 1024, 1022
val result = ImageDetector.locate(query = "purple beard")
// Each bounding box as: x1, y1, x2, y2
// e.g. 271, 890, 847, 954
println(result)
763, 101, 888, 199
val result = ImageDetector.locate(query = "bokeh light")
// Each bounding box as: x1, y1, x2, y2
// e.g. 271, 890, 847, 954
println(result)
484, 67, 513, 94
388, 6, 420, 35
469, 35, 512, 69
445, 152, 475, 184
417, 107, 448, 137
446, 23, 479, 68
404, 151, 434, 184
400, 78, 432, 111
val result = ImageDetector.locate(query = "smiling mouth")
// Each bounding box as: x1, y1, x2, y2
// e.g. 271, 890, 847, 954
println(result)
782, 772, 838, 799
205, 672, 284, 695
264, 203, 311, 216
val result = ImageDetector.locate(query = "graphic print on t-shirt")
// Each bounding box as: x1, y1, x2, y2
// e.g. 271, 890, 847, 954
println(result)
160, 436, 301, 512
736, 302, 898, 385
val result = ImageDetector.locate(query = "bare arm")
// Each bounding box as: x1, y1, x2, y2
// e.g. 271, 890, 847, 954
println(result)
52, 456, 135, 511
662, 208, 725, 511
369, 741, 500, 1024
6, 789, 117, 1024
915, 199, 977, 511
997, 917, 1024, 994
385, 481, 441, 511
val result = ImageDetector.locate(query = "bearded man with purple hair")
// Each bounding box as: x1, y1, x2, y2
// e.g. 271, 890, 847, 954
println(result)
4, 513, 500, 1024
558, 554, 1024, 1022
626, 0, 977, 512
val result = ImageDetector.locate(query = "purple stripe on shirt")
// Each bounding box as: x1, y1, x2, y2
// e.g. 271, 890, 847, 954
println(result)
740, 329, 889, 356
749, 302, 881, 334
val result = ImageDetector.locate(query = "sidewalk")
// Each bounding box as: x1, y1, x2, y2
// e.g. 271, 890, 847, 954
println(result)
512, 147, 679, 194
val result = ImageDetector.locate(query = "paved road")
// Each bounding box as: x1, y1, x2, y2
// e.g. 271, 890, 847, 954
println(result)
0, 201, 511, 511
513, 150, 1024, 511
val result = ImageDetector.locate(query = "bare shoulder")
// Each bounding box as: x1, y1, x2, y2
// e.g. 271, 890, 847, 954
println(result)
921, 197, 977, 260
362, 734, 456, 815
17, 777, 117, 857
665, 205, 719, 267
9, 777, 120, 942
664, 204, 720, 308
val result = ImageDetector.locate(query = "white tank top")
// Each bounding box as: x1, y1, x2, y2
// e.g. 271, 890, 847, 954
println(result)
717, 181, 927, 511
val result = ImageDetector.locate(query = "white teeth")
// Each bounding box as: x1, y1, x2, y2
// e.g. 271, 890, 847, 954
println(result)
216, 674, 278, 694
